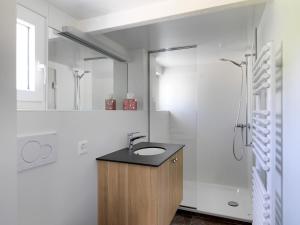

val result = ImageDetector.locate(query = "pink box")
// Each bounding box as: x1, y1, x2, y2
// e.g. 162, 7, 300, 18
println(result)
105, 99, 116, 110
123, 99, 137, 110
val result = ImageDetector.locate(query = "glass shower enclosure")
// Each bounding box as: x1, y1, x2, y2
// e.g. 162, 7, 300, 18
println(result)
149, 46, 253, 221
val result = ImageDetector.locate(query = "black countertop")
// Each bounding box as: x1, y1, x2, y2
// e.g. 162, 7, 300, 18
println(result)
96, 142, 184, 167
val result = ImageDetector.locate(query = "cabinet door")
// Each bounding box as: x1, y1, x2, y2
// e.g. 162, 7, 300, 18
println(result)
169, 153, 179, 217
158, 160, 171, 225
169, 149, 184, 217
128, 165, 158, 225
98, 161, 129, 225
176, 150, 183, 206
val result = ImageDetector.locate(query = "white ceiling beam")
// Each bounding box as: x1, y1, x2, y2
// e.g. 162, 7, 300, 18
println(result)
78, 0, 266, 33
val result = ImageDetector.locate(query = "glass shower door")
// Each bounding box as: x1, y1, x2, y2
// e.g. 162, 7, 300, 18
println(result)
149, 47, 198, 208
149, 45, 253, 221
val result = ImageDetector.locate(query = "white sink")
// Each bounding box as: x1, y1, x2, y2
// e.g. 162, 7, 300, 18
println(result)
134, 147, 166, 156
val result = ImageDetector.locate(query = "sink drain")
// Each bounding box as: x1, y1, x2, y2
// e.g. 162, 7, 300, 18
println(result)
228, 201, 239, 207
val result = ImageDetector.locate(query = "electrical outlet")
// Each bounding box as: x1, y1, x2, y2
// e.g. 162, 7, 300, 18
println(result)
78, 140, 88, 155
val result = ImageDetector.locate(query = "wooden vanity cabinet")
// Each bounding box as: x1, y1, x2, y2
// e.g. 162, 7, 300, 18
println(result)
98, 149, 183, 225
167, 149, 183, 221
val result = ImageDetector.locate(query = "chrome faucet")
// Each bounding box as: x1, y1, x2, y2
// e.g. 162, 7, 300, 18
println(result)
127, 132, 146, 152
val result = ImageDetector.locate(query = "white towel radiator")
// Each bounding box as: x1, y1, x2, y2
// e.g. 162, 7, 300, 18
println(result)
251, 42, 283, 225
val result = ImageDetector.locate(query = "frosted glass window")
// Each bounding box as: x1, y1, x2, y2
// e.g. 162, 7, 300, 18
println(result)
16, 19, 35, 91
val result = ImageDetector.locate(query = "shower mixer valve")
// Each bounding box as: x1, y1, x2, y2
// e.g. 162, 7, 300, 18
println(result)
235, 123, 252, 148
235, 123, 250, 129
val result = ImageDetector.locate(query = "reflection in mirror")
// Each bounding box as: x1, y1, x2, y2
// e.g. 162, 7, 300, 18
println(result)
48, 28, 128, 111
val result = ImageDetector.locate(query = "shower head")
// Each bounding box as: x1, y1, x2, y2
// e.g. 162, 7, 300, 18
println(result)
220, 58, 245, 68
73, 69, 91, 79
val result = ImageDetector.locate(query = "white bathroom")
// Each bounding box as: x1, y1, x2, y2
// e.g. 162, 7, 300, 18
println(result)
1, 0, 300, 225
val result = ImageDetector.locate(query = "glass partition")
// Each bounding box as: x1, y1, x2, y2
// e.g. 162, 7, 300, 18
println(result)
149, 48, 198, 208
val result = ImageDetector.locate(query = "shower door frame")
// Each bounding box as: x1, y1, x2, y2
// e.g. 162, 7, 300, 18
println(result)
147, 44, 198, 210
147, 45, 254, 220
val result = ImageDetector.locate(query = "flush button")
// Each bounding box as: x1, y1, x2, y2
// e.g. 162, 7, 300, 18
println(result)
41, 144, 53, 159
21, 141, 41, 163
17, 132, 57, 172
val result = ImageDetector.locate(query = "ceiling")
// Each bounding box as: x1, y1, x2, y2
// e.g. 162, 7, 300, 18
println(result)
46, 0, 166, 19
103, 5, 264, 51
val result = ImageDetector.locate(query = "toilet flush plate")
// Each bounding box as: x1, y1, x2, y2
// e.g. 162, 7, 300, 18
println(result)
17, 132, 57, 172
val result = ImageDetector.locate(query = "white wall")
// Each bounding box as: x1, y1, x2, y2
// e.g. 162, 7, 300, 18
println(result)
0, 0, 17, 224
48, 62, 74, 110
282, 25, 300, 225
128, 49, 148, 111
196, 59, 250, 188
17, 0, 79, 31
14, 2, 155, 225
90, 59, 114, 110
17, 111, 148, 225
92, 78, 113, 109
281, 2, 300, 223
113, 61, 128, 110
150, 111, 170, 143
256, 1, 300, 223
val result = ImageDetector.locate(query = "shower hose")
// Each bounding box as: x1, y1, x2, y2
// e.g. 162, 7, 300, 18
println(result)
233, 66, 247, 161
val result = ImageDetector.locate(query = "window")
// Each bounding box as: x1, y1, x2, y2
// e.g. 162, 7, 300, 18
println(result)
16, 5, 46, 109
16, 19, 36, 91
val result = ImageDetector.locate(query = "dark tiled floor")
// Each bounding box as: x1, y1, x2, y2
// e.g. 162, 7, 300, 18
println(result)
171, 210, 251, 225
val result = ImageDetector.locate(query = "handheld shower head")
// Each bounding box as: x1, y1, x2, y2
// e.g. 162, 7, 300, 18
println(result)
220, 58, 245, 67
73, 69, 91, 79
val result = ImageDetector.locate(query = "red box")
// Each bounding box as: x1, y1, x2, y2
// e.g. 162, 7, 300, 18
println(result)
123, 99, 137, 110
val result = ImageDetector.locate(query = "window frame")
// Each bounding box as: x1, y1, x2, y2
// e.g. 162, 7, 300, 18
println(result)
16, 18, 36, 92
16, 5, 47, 109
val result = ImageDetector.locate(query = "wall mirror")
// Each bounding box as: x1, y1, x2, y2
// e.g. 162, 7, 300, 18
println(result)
16, 5, 129, 111
47, 28, 128, 111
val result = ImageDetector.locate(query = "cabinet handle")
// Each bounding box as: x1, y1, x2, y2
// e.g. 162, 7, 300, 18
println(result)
172, 158, 179, 164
